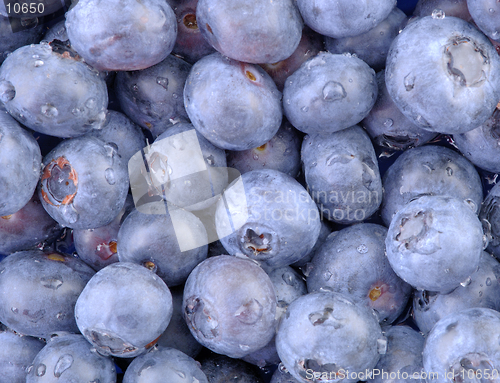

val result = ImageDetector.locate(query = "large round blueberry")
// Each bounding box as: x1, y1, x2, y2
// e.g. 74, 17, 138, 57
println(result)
196, 0, 303, 64
283, 52, 377, 135
75, 262, 173, 358
65, 0, 177, 71
215, 169, 321, 269
385, 15, 500, 134
182, 255, 276, 358
467, 0, 500, 42
385, 195, 484, 293
184, 52, 282, 151
0, 42, 108, 137
276, 291, 385, 383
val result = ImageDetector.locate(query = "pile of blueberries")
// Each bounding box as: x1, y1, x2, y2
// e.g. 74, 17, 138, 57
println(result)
2, 0, 500, 382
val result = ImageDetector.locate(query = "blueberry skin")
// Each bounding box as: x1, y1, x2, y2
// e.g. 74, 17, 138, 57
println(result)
301, 126, 383, 224
467, 0, 500, 41
123, 346, 208, 383
0, 14, 44, 64
26, 334, 116, 383
65, 0, 177, 71
226, 121, 303, 178
362, 71, 437, 150
114, 54, 191, 137
0, 193, 63, 256
325, 7, 407, 71
283, 52, 378, 135
292, 219, 333, 268
38, 136, 129, 230
0, 330, 45, 383
452, 108, 500, 173
117, 208, 208, 287
276, 291, 385, 383
0, 42, 109, 138
0, 111, 41, 216
182, 255, 276, 358
479, 182, 500, 261
413, 0, 473, 22
214, 169, 321, 269
368, 326, 425, 383
75, 262, 173, 358
413, 252, 500, 335
184, 52, 282, 151
0, 250, 96, 338
385, 195, 484, 294
196, 0, 303, 64
199, 352, 265, 383
385, 15, 500, 134
380, 145, 482, 226
86, 110, 146, 164
42, 20, 69, 44
423, 308, 500, 383
307, 224, 412, 325
296, 0, 396, 38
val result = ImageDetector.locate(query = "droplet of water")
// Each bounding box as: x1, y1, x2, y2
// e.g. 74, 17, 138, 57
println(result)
40, 276, 63, 290
322, 81, 346, 102
0, 80, 15, 103
61, 205, 79, 224
404, 73, 415, 91
489, 8, 495, 13
34, 59, 44, 67
301, 106, 309, 112
377, 337, 387, 354
156, 76, 169, 89
311, 162, 317, 167
36, 364, 46, 377
431, 9, 445, 19
446, 167, 453, 176
460, 277, 472, 287
323, 271, 332, 281
54, 354, 73, 377
71, 107, 83, 116
357, 244, 368, 254
41, 104, 58, 118
383, 118, 393, 128
175, 370, 186, 379
319, 286, 334, 292
11, 307, 18, 314
444, 269, 450, 273
85, 98, 96, 109
206, 155, 214, 165
282, 272, 295, 286
253, 154, 259, 160
104, 168, 115, 185
239, 344, 251, 351
486, 277, 492, 286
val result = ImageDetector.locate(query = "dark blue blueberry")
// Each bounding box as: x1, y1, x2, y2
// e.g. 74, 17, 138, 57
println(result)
65, 0, 177, 71
215, 169, 321, 269
385, 195, 484, 293
75, 262, 173, 358
227, 121, 303, 178
26, 333, 116, 383
307, 224, 412, 325
385, 15, 500, 134
296, 0, 396, 38
479, 182, 500, 261
301, 126, 383, 224
123, 346, 208, 383
184, 52, 282, 151
380, 145, 482, 226
325, 7, 407, 71
0, 249, 95, 338
467, 0, 500, 41
362, 71, 438, 150
0, 42, 108, 137
283, 52, 378, 135
183, 255, 276, 358
42, 19, 68, 43
114, 54, 192, 137
196, 0, 303, 64
0, 110, 41, 216
276, 291, 385, 383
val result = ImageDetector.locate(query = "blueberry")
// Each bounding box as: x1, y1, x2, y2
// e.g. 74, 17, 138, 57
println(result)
307, 224, 412, 325
0, 249, 95, 338
296, 0, 396, 38
123, 346, 208, 383
38, 135, 129, 230
479, 182, 500, 261
199, 351, 266, 382
182, 255, 276, 358
276, 291, 385, 383
385, 15, 500, 134
283, 52, 378, 135
413, 0, 473, 22
385, 195, 484, 293
0, 42, 108, 137
114, 54, 192, 137
423, 308, 500, 383
196, 0, 303, 64
26, 333, 116, 383
380, 144, 482, 226
184, 52, 282, 151
65, 0, 177, 71
301, 126, 383, 224
75, 262, 173, 358
413, 252, 500, 334
0, 110, 42, 216
42, 20, 68, 44
467, 0, 500, 41
215, 169, 321, 269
